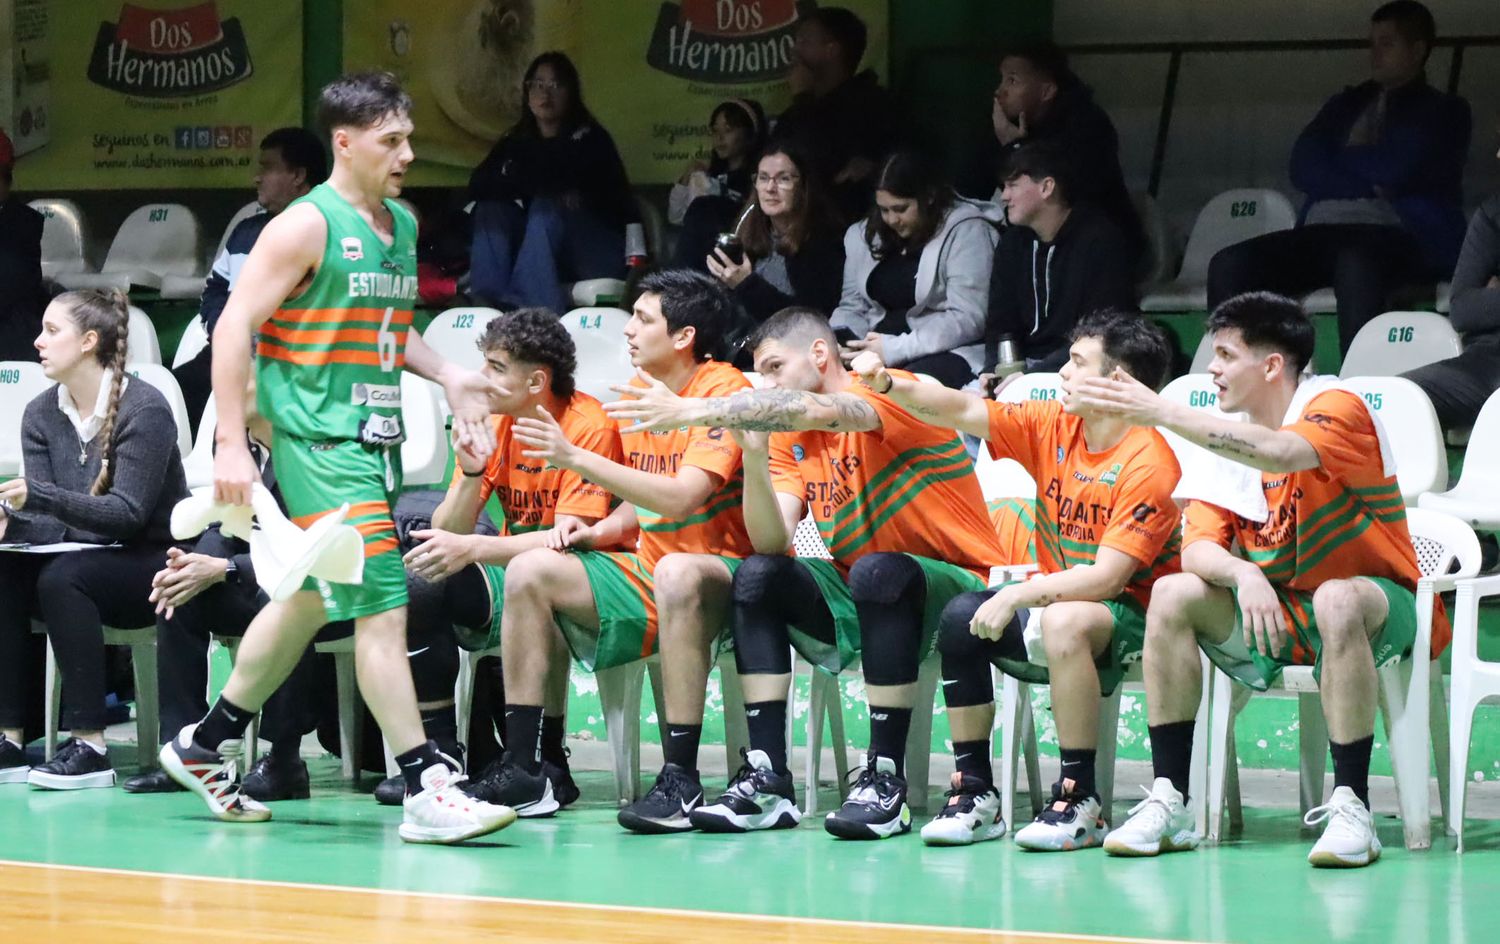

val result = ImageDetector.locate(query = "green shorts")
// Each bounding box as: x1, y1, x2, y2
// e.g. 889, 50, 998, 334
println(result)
271, 434, 406, 622
559, 551, 742, 671
792, 555, 988, 676
1204, 576, 1416, 691
991, 592, 1147, 696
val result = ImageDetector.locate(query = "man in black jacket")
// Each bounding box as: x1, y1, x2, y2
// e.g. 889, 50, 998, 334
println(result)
0, 129, 44, 362
987, 143, 1137, 374
773, 7, 902, 222
964, 42, 1143, 266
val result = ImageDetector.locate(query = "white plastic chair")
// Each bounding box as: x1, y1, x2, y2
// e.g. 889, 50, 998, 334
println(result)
1158, 372, 1243, 472
399, 373, 448, 488
312, 634, 364, 780
29, 198, 91, 280
1203, 507, 1478, 850
1340, 376, 1446, 504
1140, 189, 1297, 312
1418, 388, 1500, 530
124, 363, 192, 457
1132, 190, 1176, 287
182, 392, 216, 490
171, 315, 209, 370
57, 203, 202, 293
1188, 334, 1215, 373
0, 361, 51, 476
997, 372, 1064, 404
1448, 543, 1500, 851
1338, 312, 1462, 379
125, 306, 162, 366
160, 201, 264, 301
421, 307, 498, 370
565, 307, 635, 402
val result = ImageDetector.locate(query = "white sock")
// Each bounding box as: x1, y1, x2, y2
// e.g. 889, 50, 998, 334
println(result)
81, 738, 107, 755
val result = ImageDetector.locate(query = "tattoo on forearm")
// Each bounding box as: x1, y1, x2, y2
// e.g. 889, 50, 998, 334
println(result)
1206, 431, 1260, 460
698, 390, 878, 432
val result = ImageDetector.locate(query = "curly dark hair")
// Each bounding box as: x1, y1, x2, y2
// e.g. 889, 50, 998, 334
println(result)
476, 307, 577, 397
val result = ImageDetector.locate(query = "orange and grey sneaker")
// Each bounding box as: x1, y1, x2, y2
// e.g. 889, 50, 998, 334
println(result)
158, 724, 271, 823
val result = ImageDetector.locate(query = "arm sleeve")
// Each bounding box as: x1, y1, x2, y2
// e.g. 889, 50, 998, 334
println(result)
11, 403, 65, 544
984, 231, 1022, 368
883, 218, 997, 365
1099, 454, 1181, 567
1182, 499, 1236, 551
1447, 200, 1500, 336
829, 222, 876, 334
1284, 390, 1383, 487
982, 399, 1045, 472
25, 399, 179, 540
1289, 91, 1373, 200
555, 420, 624, 519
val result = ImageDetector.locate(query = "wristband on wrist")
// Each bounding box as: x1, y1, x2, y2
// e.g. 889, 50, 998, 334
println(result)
876, 372, 894, 395
462, 468, 485, 478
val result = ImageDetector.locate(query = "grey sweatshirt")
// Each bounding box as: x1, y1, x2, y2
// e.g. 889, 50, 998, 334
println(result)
9, 379, 188, 545
1449, 195, 1500, 343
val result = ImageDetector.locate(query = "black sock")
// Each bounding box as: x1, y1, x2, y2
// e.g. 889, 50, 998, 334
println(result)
269, 737, 301, 764
952, 739, 993, 786
1058, 747, 1097, 800
503, 705, 544, 774
1330, 735, 1374, 809
744, 700, 789, 774
193, 696, 253, 751
1149, 720, 1196, 801
395, 740, 452, 794
663, 722, 702, 774
419, 705, 460, 759
868, 705, 913, 777
541, 715, 568, 767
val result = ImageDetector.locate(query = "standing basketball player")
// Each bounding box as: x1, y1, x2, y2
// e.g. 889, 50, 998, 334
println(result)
160, 72, 516, 844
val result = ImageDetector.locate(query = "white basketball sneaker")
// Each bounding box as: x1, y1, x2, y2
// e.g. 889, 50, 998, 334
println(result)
400, 763, 517, 845
1104, 778, 1201, 857
921, 772, 1007, 846
1305, 786, 1381, 868
1013, 779, 1108, 851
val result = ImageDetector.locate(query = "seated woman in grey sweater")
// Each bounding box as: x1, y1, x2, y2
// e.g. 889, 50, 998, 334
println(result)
831, 150, 1003, 388
0, 289, 188, 790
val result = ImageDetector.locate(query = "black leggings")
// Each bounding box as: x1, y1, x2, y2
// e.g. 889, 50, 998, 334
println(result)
733, 552, 929, 686
936, 589, 1027, 708
0, 544, 168, 731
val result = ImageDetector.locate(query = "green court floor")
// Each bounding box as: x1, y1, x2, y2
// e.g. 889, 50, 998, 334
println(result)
3, 762, 1499, 943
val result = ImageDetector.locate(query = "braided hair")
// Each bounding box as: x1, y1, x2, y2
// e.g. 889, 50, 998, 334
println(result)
55, 289, 130, 495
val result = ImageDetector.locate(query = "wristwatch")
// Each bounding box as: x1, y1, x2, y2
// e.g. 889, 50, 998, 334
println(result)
223, 559, 240, 584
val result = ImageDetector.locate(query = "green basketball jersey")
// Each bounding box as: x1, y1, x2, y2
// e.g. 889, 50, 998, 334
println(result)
256, 183, 419, 443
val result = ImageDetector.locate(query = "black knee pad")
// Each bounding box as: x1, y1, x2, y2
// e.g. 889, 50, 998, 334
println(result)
937, 591, 994, 660
846, 552, 924, 607
731, 555, 802, 676
732, 554, 803, 607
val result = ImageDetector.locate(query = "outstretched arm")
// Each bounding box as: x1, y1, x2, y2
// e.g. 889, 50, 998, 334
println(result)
849, 351, 989, 439
604, 374, 881, 434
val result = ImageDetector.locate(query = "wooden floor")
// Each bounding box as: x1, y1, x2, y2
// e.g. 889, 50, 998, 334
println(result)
1, 860, 1180, 944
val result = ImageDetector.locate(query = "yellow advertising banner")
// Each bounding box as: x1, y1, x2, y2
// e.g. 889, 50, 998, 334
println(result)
344, 0, 889, 187
12, 0, 302, 189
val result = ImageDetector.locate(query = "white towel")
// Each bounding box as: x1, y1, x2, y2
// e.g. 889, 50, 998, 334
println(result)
1171, 375, 1397, 523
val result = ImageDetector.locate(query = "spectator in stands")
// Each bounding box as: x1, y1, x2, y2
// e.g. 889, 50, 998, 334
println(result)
1403, 138, 1500, 434
1207, 1, 1471, 355
0, 129, 45, 363
468, 51, 635, 315
774, 7, 902, 221
668, 98, 767, 269
987, 142, 1138, 374
704, 140, 845, 337
962, 41, 1143, 265
172, 127, 327, 424
0, 289, 187, 790
831, 150, 1002, 388
123, 371, 343, 799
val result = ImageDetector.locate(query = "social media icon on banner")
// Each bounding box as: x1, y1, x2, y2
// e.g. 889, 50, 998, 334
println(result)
214, 126, 232, 149
175, 127, 194, 149
194, 127, 213, 148
234, 126, 253, 148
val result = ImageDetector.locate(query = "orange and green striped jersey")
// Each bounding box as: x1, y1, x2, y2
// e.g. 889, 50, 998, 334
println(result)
450, 392, 622, 534
984, 399, 1181, 609
625, 360, 754, 569
769, 377, 1003, 581
1183, 389, 1450, 654
988, 497, 1037, 566
256, 183, 419, 442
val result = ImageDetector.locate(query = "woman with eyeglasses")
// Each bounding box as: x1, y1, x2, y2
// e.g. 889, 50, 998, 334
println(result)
703, 140, 845, 333
467, 51, 637, 314
830, 150, 1004, 388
